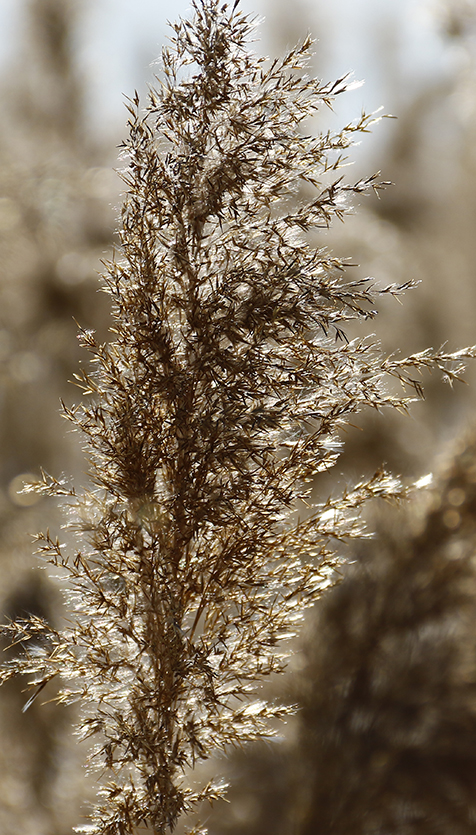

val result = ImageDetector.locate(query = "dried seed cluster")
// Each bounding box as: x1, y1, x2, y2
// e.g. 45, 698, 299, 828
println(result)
1, 2, 475, 833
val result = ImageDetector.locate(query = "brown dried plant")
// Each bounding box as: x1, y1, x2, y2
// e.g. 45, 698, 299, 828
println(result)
295, 428, 476, 835
1, 1, 475, 833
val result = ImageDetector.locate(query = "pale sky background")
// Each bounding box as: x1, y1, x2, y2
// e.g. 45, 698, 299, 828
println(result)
0, 0, 468, 164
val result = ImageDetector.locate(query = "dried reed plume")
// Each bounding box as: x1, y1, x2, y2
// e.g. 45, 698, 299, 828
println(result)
1, 1, 475, 833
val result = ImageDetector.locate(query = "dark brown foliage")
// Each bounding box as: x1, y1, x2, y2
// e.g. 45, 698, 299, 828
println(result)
297, 430, 476, 835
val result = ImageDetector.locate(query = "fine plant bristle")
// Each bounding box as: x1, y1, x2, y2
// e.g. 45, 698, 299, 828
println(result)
1, 2, 475, 834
